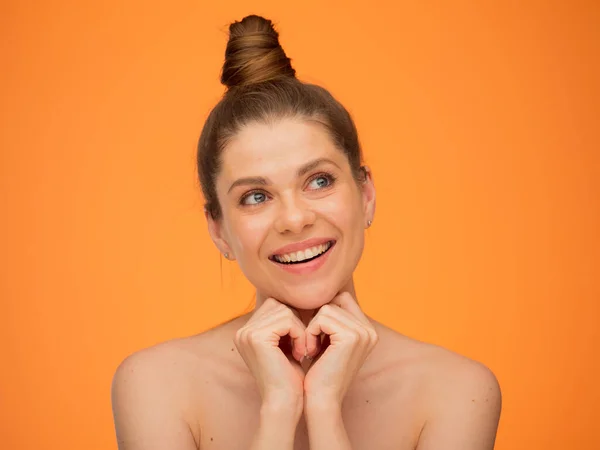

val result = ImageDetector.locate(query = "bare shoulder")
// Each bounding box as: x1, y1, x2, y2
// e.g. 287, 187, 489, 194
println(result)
421, 343, 500, 401
373, 320, 500, 395
372, 321, 502, 449
111, 316, 247, 449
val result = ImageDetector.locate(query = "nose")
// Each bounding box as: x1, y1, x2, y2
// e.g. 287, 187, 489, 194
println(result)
273, 192, 317, 234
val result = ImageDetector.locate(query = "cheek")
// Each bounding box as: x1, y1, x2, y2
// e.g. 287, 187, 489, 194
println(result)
323, 190, 365, 260
229, 215, 269, 256
318, 189, 363, 230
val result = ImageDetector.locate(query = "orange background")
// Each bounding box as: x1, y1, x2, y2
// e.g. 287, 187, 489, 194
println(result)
1, 1, 599, 449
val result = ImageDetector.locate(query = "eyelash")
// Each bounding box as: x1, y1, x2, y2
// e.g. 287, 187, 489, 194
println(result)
239, 172, 338, 207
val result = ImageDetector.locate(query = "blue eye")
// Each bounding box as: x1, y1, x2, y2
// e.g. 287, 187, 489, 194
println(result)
241, 191, 267, 205
308, 173, 336, 190
238, 172, 337, 207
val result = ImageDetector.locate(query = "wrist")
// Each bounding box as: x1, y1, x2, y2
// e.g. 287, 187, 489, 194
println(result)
261, 393, 303, 422
304, 401, 350, 449
251, 405, 300, 450
304, 394, 342, 416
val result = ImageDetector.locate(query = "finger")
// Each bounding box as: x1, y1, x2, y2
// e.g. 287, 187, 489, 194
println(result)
305, 333, 325, 361
249, 305, 308, 362
284, 319, 308, 362
240, 308, 307, 360
244, 303, 298, 330
306, 333, 330, 369
304, 306, 336, 357
329, 292, 370, 324
277, 306, 307, 362
320, 302, 378, 350
304, 308, 325, 358
318, 303, 366, 331
246, 298, 286, 324
251, 300, 304, 331
246, 298, 300, 326
306, 310, 352, 354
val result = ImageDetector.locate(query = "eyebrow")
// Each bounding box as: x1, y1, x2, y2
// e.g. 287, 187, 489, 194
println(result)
227, 157, 341, 194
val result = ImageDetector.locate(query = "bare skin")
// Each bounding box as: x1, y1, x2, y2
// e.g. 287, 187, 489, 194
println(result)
112, 309, 500, 449
111, 118, 501, 449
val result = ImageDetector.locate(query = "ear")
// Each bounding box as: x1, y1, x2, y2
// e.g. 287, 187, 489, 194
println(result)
204, 207, 235, 260
360, 165, 376, 226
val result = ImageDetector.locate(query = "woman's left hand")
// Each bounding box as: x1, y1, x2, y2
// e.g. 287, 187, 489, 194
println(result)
303, 292, 379, 408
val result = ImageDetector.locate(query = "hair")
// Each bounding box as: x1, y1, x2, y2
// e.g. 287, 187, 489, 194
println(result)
197, 15, 366, 221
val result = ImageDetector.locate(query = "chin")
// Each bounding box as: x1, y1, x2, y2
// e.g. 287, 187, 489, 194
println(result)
273, 281, 342, 311
284, 297, 330, 311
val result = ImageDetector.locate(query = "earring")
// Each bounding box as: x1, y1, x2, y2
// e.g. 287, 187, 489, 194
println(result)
367, 220, 372, 228
360, 166, 368, 182
224, 252, 229, 259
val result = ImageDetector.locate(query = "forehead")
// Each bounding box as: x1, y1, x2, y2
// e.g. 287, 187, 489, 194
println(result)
220, 118, 344, 181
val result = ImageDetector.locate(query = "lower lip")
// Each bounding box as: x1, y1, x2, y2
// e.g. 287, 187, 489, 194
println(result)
270, 242, 336, 275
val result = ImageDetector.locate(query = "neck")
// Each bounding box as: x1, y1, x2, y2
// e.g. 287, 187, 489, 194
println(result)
254, 277, 358, 327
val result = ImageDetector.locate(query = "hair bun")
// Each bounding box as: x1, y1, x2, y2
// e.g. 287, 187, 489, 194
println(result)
221, 15, 296, 89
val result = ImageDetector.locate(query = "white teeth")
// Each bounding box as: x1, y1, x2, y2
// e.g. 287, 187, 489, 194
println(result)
273, 241, 332, 263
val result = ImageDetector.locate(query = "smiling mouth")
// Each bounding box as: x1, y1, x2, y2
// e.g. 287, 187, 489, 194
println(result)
269, 240, 336, 265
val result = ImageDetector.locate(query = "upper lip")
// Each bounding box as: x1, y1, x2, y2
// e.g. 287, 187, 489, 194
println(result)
270, 237, 335, 257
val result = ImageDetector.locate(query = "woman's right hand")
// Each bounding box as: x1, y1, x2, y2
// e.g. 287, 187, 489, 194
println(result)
234, 298, 308, 416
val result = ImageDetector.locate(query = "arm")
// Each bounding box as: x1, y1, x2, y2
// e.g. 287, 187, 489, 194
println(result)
301, 294, 379, 450
304, 400, 352, 450
250, 402, 301, 450
417, 361, 502, 450
111, 352, 198, 450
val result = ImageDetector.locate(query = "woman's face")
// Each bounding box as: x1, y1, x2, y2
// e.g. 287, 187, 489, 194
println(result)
208, 117, 375, 310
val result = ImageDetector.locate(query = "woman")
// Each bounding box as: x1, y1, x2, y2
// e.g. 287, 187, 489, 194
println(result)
111, 15, 502, 450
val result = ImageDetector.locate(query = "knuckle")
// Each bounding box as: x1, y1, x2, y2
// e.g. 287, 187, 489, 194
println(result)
234, 328, 251, 348
263, 298, 278, 308
320, 304, 334, 314
245, 329, 259, 343
370, 330, 379, 343
283, 308, 296, 318
357, 328, 370, 340
235, 327, 247, 341
286, 306, 301, 319
282, 316, 296, 329
346, 331, 361, 344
